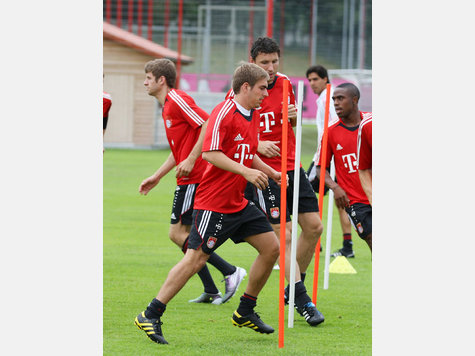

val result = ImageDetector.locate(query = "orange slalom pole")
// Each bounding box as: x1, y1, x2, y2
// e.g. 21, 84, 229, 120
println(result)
312, 83, 332, 305
278, 79, 289, 348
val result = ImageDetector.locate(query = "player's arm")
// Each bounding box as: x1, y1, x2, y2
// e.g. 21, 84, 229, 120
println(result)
251, 154, 282, 186
358, 169, 372, 206
139, 153, 176, 195
286, 82, 297, 127
315, 165, 350, 209
202, 150, 269, 190
176, 120, 209, 178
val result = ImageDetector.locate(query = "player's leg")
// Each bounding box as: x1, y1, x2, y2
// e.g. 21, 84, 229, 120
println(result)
156, 248, 210, 303
251, 180, 286, 270
292, 167, 323, 275
364, 233, 372, 251
271, 221, 297, 282
226, 203, 278, 334
345, 203, 372, 254
296, 211, 323, 274
330, 205, 355, 258
284, 169, 325, 327
232, 230, 278, 334
170, 192, 221, 299
180, 184, 246, 302
168, 221, 221, 303
135, 248, 210, 345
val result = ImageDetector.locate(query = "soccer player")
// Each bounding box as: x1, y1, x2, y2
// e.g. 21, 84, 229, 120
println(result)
139, 58, 246, 306
103, 91, 112, 138
227, 37, 325, 327
357, 115, 372, 205
135, 63, 281, 344
306, 65, 355, 258
315, 83, 372, 252
103, 89, 112, 153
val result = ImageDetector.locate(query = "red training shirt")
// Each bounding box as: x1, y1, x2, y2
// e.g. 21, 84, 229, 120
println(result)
103, 92, 112, 118
316, 112, 371, 205
357, 114, 372, 170
162, 89, 209, 185
194, 99, 260, 213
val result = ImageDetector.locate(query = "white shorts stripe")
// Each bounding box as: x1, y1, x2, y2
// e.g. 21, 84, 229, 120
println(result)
197, 210, 212, 236
181, 184, 196, 215
169, 90, 205, 126
257, 189, 266, 213
210, 100, 233, 150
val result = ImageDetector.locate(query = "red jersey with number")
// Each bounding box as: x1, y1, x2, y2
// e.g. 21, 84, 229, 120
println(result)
226, 73, 297, 172
194, 99, 260, 213
162, 89, 209, 185
357, 114, 372, 170
103, 92, 112, 118
316, 112, 371, 205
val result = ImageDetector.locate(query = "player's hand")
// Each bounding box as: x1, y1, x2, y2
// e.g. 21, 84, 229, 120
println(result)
271, 172, 289, 187
258, 140, 280, 158
176, 157, 195, 178
288, 105, 297, 127
139, 175, 160, 195
332, 185, 350, 209
287, 104, 297, 120
244, 168, 269, 190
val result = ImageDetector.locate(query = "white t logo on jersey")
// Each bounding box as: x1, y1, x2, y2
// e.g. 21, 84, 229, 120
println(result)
259, 112, 276, 133
233, 143, 254, 164
342, 153, 358, 173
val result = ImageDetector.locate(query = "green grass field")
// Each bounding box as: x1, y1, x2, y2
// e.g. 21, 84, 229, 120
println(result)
103, 125, 371, 355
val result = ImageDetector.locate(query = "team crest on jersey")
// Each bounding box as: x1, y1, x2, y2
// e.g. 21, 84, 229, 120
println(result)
207, 236, 217, 249
356, 223, 364, 234
270, 207, 280, 219
166, 119, 172, 128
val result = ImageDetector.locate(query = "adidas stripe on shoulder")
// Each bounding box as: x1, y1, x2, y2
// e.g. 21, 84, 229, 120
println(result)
168, 90, 206, 126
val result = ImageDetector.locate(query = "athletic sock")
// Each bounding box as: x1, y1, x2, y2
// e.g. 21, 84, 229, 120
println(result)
197, 265, 220, 294
294, 280, 312, 308
207, 253, 236, 277
285, 273, 307, 297
343, 234, 353, 250
181, 236, 219, 294
145, 298, 166, 319
236, 293, 257, 316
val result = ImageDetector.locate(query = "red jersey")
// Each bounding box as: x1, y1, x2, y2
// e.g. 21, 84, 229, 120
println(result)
357, 114, 372, 170
162, 89, 209, 185
103, 92, 112, 118
226, 73, 297, 172
316, 112, 371, 205
194, 99, 260, 213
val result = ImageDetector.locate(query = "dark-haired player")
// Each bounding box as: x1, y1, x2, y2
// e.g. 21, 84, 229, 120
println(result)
315, 83, 372, 253
227, 37, 325, 327
306, 64, 355, 258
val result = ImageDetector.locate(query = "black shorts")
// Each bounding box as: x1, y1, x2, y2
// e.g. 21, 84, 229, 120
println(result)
187, 201, 273, 254
345, 203, 372, 239
170, 183, 198, 225
245, 167, 319, 224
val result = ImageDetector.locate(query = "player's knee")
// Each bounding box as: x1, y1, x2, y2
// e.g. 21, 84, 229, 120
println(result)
168, 227, 187, 247
267, 240, 280, 261
305, 219, 323, 238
